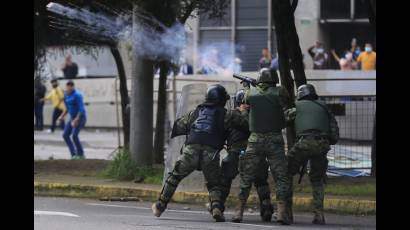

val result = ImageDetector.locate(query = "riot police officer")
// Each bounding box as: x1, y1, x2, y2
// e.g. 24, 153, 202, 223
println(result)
220, 89, 273, 223
152, 84, 249, 222
285, 84, 339, 225
233, 68, 292, 225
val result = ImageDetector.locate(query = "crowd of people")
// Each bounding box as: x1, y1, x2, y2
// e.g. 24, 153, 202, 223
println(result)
307, 38, 376, 71
257, 38, 376, 72
34, 79, 87, 160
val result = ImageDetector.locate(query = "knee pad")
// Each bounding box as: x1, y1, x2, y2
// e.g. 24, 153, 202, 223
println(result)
165, 172, 184, 187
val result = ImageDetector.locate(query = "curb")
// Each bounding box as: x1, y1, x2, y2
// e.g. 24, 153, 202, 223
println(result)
34, 182, 375, 215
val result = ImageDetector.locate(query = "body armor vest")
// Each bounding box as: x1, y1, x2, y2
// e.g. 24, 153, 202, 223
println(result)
186, 105, 226, 149
248, 87, 285, 133
295, 100, 330, 135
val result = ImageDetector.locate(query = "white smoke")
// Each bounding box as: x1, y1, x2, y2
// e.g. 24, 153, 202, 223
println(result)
194, 41, 243, 76
46, 2, 186, 64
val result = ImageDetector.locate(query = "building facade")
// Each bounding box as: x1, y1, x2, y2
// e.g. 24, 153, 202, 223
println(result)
187, 0, 375, 72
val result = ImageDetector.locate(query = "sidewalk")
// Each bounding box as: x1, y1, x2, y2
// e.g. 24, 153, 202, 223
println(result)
34, 172, 376, 215
34, 129, 120, 160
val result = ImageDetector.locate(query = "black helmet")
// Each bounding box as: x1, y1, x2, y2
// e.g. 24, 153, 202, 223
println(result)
205, 84, 230, 106
256, 68, 273, 84
257, 68, 279, 85
297, 84, 318, 100
234, 89, 245, 108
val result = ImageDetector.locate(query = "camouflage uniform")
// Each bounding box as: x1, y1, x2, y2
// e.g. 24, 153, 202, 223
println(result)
220, 109, 271, 205
238, 84, 292, 222
158, 108, 249, 211
285, 100, 339, 222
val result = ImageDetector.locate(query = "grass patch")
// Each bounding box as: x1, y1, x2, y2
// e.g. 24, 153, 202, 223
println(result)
292, 176, 376, 197
101, 150, 163, 184
34, 159, 109, 177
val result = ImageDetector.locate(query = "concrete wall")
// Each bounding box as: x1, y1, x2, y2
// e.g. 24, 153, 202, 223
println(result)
39, 70, 375, 139
41, 47, 118, 78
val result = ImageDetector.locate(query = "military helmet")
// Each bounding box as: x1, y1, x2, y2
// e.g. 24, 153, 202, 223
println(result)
256, 68, 273, 84
234, 89, 245, 108
205, 84, 230, 105
297, 84, 318, 100
257, 68, 279, 85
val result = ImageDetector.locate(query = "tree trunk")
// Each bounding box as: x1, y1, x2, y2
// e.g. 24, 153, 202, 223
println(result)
130, 55, 154, 166
272, 0, 295, 148
130, 6, 154, 166
272, 0, 306, 88
153, 61, 169, 164
272, 0, 308, 149
284, 2, 306, 87
276, 32, 296, 148
110, 46, 130, 149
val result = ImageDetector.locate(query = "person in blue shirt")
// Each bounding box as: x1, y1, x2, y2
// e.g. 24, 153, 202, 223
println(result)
58, 80, 87, 159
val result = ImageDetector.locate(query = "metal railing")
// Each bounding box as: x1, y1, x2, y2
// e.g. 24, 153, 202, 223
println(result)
321, 95, 375, 171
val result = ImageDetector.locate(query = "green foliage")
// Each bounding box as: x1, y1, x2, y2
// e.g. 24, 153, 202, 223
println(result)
103, 150, 163, 183
293, 177, 376, 198
103, 150, 138, 180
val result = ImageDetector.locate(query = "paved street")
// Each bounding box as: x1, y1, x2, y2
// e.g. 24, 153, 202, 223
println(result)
34, 197, 375, 230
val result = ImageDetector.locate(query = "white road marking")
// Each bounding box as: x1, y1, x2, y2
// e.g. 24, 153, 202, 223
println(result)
34, 210, 80, 217
87, 202, 244, 215
228, 222, 280, 228
85, 202, 311, 217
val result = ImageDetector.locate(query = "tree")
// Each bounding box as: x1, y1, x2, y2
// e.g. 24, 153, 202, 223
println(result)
110, 47, 130, 148
35, 0, 132, 151
153, 61, 170, 164
37, 0, 230, 167
149, 0, 230, 165
271, 0, 307, 148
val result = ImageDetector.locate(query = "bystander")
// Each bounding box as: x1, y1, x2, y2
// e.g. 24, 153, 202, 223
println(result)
34, 79, 46, 131
42, 79, 66, 133
61, 54, 79, 79
58, 81, 87, 159
307, 41, 329, 69
357, 43, 376, 71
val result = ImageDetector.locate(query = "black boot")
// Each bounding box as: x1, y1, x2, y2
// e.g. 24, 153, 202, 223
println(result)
260, 199, 273, 222
312, 212, 325, 225
211, 202, 225, 222
232, 200, 246, 223
152, 201, 167, 217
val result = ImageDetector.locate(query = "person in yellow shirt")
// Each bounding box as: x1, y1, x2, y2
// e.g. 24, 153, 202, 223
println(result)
42, 79, 66, 133
357, 43, 376, 71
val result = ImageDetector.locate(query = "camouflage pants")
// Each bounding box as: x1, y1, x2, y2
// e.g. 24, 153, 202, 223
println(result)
238, 132, 290, 202
220, 145, 271, 204
287, 136, 330, 214
159, 144, 223, 206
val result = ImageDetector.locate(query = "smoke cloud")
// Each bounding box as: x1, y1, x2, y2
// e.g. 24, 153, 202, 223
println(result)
46, 2, 186, 64
194, 41, 243, 76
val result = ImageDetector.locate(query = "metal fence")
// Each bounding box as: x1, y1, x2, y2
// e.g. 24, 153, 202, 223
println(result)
320, 95, 376, 174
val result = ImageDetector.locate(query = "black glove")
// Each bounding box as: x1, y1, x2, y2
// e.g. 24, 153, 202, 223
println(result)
240, 81, 250, 88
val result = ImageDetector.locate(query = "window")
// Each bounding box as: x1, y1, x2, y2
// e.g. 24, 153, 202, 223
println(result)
320, 0, 351, 19
354, 0, 368, 19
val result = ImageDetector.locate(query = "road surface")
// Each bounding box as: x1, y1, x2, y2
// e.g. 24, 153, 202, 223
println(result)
34, 197, 375, 230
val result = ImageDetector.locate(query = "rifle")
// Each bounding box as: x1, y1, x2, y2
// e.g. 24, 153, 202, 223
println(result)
233, 74, 257, 87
